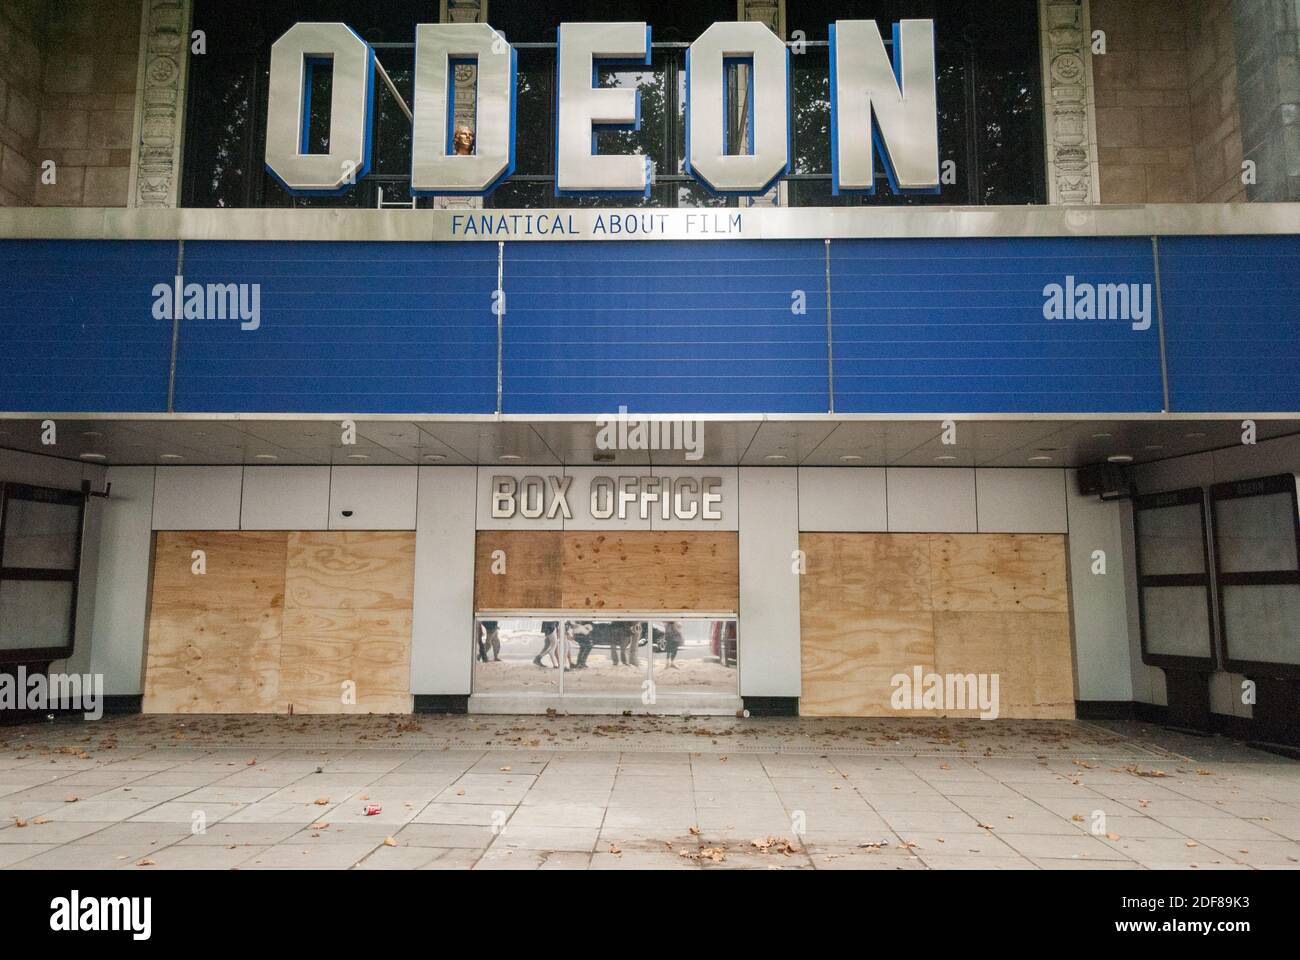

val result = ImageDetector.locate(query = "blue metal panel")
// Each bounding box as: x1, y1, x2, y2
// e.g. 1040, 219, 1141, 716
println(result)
830, 237, 1164, 413
173, 241, 499, 413
1161, 235, 1300, 412
0, 240, 174, 412
501, 240, 830, 413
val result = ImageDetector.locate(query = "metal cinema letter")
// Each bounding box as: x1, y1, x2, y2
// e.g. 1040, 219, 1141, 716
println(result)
685, 21, 790, 195
265, 22, 376, 194
411, 23, 516, 195
555, 21, 652, 195
830, 19, 939, 194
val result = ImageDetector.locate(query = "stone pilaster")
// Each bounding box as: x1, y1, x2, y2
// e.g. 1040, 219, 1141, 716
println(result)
1040, 0, 1101, 205
739, 0, 786, 207
128, 0, 193, 208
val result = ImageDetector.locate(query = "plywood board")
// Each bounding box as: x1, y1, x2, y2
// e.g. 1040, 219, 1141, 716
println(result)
474, 530, 562, 611
280, 531, 415, 714
143, 531, 288, 714
930, 534, 1069, 613
799, 532, 1075, 719
560, 531, 739, 612
933, 611, 1075, 719
800, 610, 936, 717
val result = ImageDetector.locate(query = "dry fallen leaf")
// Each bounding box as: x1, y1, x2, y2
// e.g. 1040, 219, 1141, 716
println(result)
383, 837, 398, 847
1106, 833, 1120, 841
64, 795, 79, 803
136, 859, 156, 867
13, 818, 27, 828
313, 798, 330, 805
608, 843, 621, 855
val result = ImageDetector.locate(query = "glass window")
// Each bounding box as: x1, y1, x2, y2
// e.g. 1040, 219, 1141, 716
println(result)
1132, 488, 1214, 668
472, 614, 739, 700
0, 484, 84, 658
1211, 476, 1300, 674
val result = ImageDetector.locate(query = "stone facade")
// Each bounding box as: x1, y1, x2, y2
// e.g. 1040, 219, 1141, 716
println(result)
1232, 0, 1300, 201
0, 0, 142, 208
0, 0, 47, 206
1092, 0, 1243, 203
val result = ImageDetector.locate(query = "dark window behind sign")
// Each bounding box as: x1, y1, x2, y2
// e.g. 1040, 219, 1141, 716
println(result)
0, 483, 85, 663
181, 0, 1046, 209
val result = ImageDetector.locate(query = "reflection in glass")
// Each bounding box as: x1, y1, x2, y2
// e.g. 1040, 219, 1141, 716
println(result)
649, 620, 738, 694
562, 620, 649, 694
472, 618, 559, 694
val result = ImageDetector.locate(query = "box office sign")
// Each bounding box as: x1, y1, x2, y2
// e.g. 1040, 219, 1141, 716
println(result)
264, 20, 940, 198
491, 475, 725, 522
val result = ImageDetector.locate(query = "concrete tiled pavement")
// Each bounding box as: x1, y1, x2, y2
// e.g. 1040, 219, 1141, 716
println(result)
0, 713, 1297, 870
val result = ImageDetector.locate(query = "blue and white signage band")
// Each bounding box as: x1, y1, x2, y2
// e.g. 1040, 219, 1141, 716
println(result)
264, 19, 941, 198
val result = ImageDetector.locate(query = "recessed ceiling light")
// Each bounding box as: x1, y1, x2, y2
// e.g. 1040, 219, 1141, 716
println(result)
1091, 433, 1113, 440
839, 455, 864, 462
159, 453, 184, 460
79, 452, 106, 460
1028, 455, 1053, 463
346, 453, 370, 461
499, 454, 522, 461
935, 455, 958, 462
255, 453, 278, 461
423, 454, 446, 462
1144, 444, 1164, 451
1107, 454, 1134, 464
765, 454, 789, 461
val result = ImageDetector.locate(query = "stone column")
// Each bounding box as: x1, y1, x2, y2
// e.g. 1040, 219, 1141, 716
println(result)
436, 0, 487, 210
1231, 0, 1300, 201
739, 0, 786, 207
128, 0, 193, 208
1040, 0, 1101, 204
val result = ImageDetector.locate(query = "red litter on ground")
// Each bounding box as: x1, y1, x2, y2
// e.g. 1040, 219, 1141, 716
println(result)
363, 804, 382, 816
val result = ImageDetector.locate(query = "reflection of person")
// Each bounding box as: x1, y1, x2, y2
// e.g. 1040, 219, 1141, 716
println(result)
453, 125, 475, 156
610, 622, 641, 667
533, 621, 560, 668
664, 621, 684, 668
478, 620, 500, 663
569, 621, 595, 669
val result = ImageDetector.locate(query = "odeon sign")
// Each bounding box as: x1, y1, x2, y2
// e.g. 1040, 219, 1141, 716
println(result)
264, 20, 940, 199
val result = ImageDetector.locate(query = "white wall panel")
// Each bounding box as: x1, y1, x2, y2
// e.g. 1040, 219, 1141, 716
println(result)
738, 468, 800, 697
886, 467, 977, 532
797, 467, 887, 531
240, 466, 330, 530
152, 466, 242, 530
88, 467, 155, 695
329, 466, 418, 530
977, 469, 1068, 533
1065, 471, 1133, 702
411, 467, 477, 695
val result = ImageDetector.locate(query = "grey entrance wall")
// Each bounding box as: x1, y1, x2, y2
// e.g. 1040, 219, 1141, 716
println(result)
1233, 0, 1300, 201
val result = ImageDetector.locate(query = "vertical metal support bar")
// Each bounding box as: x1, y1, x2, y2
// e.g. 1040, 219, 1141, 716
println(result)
824, 238, 834, 414
167, 239, 184, 413
558, 619, 565, 696
1152, 235, 1171, 413
496, 240, 505, 415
